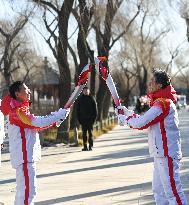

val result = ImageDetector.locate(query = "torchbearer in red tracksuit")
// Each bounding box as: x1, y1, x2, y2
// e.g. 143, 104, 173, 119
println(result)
0, 81, 70, 205
117, 69, 188, 205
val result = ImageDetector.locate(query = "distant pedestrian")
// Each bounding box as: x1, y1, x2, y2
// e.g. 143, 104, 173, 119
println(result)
135, 98, 142, 114
0, 81, 70, 205
77, 87, 97, 151
117, 69, 188, 205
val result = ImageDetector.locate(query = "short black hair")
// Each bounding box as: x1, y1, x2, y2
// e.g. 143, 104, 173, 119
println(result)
83, 86, 89, 90
152, 69, 171, 89
9, 81, 24, 99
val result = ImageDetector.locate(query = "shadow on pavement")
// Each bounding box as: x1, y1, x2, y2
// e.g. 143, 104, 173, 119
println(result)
96, 138, 148, 149
63, 146, 149, 164
35, 182, 151, 205
0, 157, 152, 185
96, 132, 147, 143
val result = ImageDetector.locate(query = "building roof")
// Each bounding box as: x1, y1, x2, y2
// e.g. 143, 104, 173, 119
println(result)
31, 57, 59, 86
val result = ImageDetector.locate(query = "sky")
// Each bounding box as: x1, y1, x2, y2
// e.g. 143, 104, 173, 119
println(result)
154, 0, 188, 69
0, 0, 57, 61
0, 0, 188, 70
159, 0, 187, 49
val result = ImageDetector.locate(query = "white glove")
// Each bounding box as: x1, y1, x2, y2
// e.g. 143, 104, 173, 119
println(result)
117, 106, 134, 117
62, 108, 70, 119
118, 114, 127, 126
95, 57, 100, 65
56, 108, 70, 127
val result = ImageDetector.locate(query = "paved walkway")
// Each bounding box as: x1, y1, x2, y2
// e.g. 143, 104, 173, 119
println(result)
0, 109, 189, 205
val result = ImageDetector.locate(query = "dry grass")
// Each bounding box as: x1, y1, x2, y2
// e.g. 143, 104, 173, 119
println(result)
43, 123, 117, 146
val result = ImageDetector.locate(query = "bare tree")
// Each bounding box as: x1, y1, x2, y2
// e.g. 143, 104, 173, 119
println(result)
174, 66, 189, 102
171, 46, 189, 101
165, 43, 185, 72
167, 0, 189, 43
178, 0, 189, 42
93, 0, 141, 121
68, 0, 95, 144
139, 7, 170, 95
112, 62, 137, 107
72, 0, 94, 75
32, 0, 74, 142
122, 4, 169, 96
17, 49, 43, 83
0, 16, 28, 92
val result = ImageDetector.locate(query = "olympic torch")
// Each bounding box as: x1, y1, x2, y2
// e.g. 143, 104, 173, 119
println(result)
56, 63, 92, 127
95, 57, 126, 125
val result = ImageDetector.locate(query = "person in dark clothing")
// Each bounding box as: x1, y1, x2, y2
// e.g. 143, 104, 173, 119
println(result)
77, 87, 97, 151
135, 98, 142, 114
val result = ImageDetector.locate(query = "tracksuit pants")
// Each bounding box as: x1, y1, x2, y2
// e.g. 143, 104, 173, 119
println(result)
81, 123, 93, 148
14, 163, 37, 205
152, 157, 188, 205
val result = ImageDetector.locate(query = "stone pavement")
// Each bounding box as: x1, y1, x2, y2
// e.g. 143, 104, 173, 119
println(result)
0, 109, 189, 205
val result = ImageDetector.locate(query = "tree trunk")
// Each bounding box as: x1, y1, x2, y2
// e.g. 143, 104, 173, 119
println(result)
4, 52, 12, 86
102, 91, 111, 119
70, 103, 78, 145
57, 79, 71, 143
57, 42, 71, 142
90, 64, 96, 96
97, 78, 108, 121
77, 32, 88, 73
56, 0, 74, 142
139, 66, 148, 96
124, 94, 130, 108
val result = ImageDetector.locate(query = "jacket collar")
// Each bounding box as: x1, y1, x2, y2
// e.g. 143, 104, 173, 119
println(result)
10, 98, 29, 109
148, 85, 177, 105
0, 95, 30, 115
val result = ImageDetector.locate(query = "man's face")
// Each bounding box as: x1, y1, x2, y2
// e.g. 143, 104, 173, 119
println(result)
16, 84, 31, 102
83, 88, 90, 95
148, 76, 162, 93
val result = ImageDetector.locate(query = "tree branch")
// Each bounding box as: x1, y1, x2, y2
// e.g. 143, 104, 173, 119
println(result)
46, 38, 58, 59
7, 43, 20, 69
10, 17, 28, 42
172, 63, 189, 78
10, 65, 20, 73
109, 30, 125, 49
68, 25, 79, 40
126, 2, 141, 33
0, 27, 9, 37
109, 2, 141, 49
33, 0, 59, 13
0, 52, 5, 69
43, 10, 58, 52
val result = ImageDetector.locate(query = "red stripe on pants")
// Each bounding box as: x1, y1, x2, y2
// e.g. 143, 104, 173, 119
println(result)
168, 157, 183, 205
160, 121, 168, 157
160, 121, 183, 204
20, 128, 29, 205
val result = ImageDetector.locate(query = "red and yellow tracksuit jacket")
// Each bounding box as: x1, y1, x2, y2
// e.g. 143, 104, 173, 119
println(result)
126, 86, 182, 160
0, 96, 69, 169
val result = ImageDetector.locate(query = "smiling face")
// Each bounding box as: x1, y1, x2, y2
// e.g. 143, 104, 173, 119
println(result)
148, 76, 162, 93
15, 84, 31, 102
148, 69, 171, 93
